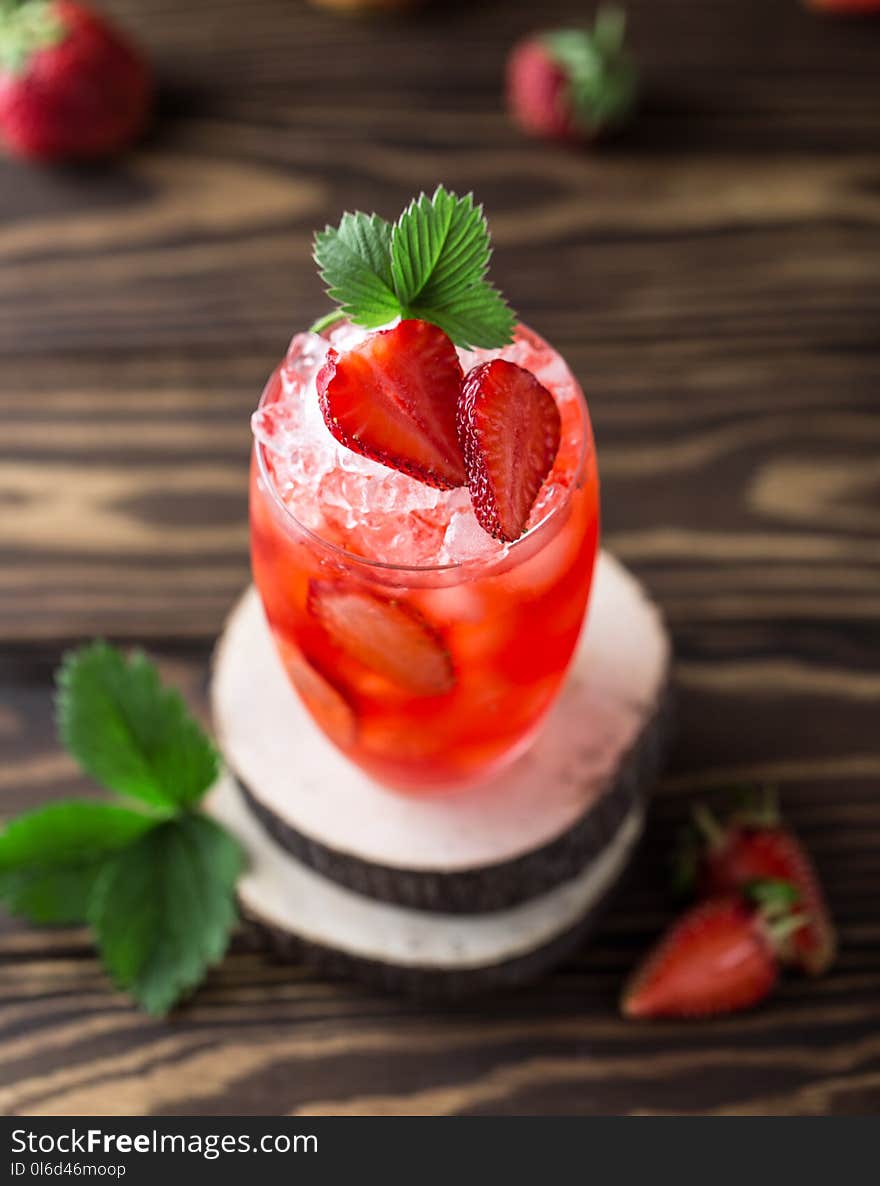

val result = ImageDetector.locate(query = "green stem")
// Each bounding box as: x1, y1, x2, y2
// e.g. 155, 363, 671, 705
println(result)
594, 6, 626, 53
309, 309, 346, 335
735, 783, 781, 828
760, 784, 781, 827
765, 912, 808, 949
692, 804, 725, 850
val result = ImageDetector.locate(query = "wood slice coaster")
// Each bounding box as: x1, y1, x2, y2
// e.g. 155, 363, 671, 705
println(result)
210, 552, 672, 917
206, 773, 646, 997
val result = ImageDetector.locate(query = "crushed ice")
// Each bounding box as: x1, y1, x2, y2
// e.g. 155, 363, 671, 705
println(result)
251, 322, 574, 566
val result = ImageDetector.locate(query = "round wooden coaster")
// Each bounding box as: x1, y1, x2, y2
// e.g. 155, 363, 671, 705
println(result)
205, 773, 646, 997
211, 551, 671, 913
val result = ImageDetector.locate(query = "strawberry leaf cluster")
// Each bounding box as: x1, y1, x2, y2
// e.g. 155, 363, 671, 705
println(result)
0, 642, 243, 1015
312, 185, 516, 350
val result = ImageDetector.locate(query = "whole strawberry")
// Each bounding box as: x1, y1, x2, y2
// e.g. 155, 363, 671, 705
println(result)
506, 7, 637, 145
690, 791, 836, 977
309, 0, 418, 10
622, 882, 804, 1020
0, 0, 152, 162
806, 0, 880, 11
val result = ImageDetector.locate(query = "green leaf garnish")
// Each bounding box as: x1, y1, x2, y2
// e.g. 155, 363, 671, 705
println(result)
89, 815, 243, 1016
313, 212, 399, 330
391, 188, 490, 307
312, 185, 516, 349
0, 801, 157, 925
410, 286, 516, 355
0, 642, 244, 1015
57, 641, 219, 811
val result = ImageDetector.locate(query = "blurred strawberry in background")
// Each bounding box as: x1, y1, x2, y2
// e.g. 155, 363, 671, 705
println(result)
308, 0, 420, 12
506, 6, 637, 146
0, 0, 151, 162
806, 0, 880, 11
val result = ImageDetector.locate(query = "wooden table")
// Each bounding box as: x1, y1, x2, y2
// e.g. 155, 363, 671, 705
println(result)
2, 0, 879, 1117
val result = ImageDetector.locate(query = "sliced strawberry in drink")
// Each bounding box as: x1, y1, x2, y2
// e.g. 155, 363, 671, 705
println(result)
279, 642, 357, 749
457, 359, 561, 542
308, 582, 456, 697
316, 319, 466, 489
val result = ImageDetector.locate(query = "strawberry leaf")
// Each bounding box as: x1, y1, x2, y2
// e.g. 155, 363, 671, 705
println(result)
313, 212, 399, 330
56, 642, 219, 812
89, 814, 244, 1016
0, 800, 158, 925
392, 187, 515, 347
409, 284, 515, 352
311, 188, 516, 349
0, 642, 246, 1016
391, 187, 486, 306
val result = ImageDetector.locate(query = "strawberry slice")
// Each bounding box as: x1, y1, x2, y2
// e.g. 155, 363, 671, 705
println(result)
457, 359, 561, 542
316, 319, 466, 489
621, 887, 801, 1020
691, 793, 836, 977
308, 582, 455, 697
279, 642, 357, 749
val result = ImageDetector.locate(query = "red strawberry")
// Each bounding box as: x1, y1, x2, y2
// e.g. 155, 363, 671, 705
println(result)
806, 0, 880, 11
316, 319, 466, 490
309, 0, 419, 10
0, 1, 152, 162
308, 581, 455, 697
507, 40, 571, 142
506, 8, 637, 145
622, 886, 802, 1020
457, 359, 561, 543
692, 793, 836, 977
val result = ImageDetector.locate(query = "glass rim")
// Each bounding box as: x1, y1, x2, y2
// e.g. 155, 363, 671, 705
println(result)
252, 338, 594, 577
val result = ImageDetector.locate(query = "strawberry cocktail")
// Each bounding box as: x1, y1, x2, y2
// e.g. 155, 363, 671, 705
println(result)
250, 189, 599, 792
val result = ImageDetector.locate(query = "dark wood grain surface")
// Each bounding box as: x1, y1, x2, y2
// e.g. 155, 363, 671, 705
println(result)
2, 0, 879, 1116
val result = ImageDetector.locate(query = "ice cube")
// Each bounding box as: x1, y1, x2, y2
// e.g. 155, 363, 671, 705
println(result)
440, 508, 505, 565
284, 331, 328, 379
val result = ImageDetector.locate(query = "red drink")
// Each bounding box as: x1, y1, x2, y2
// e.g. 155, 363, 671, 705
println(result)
250, 321, 599, 792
